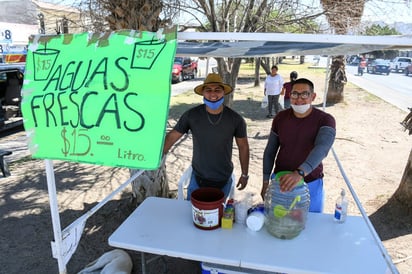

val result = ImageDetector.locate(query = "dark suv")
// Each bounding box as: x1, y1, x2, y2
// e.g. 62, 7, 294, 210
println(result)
366, 59, 391, 75
0, 63, 25, 130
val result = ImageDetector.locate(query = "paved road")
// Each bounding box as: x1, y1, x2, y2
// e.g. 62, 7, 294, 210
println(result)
346, 65, 412, 113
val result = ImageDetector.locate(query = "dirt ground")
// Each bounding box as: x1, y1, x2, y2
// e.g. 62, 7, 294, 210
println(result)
1, 64, 411, 274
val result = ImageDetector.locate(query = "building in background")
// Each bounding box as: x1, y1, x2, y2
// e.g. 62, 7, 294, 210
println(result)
0, 0, 84, 63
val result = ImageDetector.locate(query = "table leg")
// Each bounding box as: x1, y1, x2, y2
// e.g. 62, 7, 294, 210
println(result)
140, 252, 168, 273
141, 252, 147, 274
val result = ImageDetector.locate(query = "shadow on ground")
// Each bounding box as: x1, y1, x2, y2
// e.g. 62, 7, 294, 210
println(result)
369, 198, 412, 241
1, 159, 201, 274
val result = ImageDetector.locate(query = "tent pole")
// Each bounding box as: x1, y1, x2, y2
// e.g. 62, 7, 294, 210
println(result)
322, 56, 398, 273
206, 57, 210, 76
331, 149, 399, 274
322, 56, 331, 109
45, 159, 67, 274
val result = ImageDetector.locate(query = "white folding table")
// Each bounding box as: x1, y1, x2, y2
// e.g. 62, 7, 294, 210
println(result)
109, 197, 389, 274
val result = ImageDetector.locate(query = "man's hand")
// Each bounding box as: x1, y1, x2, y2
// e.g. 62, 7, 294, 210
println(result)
261, 180, 269, 200
278, 171, 302, 192
236, 176, 248, 190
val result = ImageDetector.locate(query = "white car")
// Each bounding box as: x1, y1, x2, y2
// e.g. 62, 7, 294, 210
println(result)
390, 57, 412, 73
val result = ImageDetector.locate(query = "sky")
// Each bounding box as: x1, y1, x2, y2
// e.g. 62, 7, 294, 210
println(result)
301, 0, 412, 25
362, 0, 412, 24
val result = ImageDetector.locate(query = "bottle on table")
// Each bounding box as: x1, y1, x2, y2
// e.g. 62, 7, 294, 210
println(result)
334, 188, 348, 223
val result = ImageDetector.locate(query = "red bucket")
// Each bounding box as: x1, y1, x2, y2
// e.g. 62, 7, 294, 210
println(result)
191, 187, 224, 230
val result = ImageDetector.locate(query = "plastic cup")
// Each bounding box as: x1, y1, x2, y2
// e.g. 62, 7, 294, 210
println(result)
234, 202, 249, 225
246, 211, 265, 231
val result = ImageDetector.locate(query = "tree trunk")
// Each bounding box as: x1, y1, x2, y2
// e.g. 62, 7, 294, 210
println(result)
254, 58, 261, 87
105, 0, 164, 31
260, 57, 271, 75
393, 108, 412, 210
320, 0, 365, 104
326, 55, 346, 104
219, 58, 241, 108
129, 163, 169, 205
100, 0, 170, 202
392, 148, 412, 210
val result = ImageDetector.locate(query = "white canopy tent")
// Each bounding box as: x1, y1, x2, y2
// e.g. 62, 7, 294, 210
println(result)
46, 31, 412, 274
175, 31, 412, 274
175, 32, 412, 57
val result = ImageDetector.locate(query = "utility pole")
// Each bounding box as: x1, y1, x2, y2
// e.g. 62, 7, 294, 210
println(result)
38, 13, 45, 34
62, 17, 69, 34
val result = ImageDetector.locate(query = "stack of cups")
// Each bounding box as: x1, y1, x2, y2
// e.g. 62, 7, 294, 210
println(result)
246, 204, 265, 231
234, 192, 253, 225
234, 200, 249, 225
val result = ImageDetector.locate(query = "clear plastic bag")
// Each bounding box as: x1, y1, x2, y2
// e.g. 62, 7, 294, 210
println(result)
261, 95, 268, 108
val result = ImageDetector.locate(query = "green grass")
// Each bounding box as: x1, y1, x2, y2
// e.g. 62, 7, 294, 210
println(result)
238, 57, 328, 80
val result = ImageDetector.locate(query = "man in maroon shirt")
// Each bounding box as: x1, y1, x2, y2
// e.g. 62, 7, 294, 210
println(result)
262, 78, 336, 212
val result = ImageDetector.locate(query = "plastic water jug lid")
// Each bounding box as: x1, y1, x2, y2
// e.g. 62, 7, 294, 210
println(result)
274, 171, 304, 186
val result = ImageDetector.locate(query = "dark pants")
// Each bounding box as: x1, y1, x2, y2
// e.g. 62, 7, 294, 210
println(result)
267, 94, 280, 115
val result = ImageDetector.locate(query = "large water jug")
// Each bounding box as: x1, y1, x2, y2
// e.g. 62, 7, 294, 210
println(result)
264, 171, 310, 239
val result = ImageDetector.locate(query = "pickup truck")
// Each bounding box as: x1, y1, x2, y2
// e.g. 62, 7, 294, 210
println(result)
171, 57, 198, 83
390, 57, 412, 73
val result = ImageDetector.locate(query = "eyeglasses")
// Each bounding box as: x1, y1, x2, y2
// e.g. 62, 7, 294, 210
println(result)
290, 91, 312, 99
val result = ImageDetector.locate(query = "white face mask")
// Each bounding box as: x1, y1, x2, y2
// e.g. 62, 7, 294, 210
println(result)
291, 104, 311, 114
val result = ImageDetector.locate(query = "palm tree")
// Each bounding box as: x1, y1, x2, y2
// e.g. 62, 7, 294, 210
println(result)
320, 0, 365, 103
92, 0, 175, 203
104, 0, 165, 31
396, 109, 412, 209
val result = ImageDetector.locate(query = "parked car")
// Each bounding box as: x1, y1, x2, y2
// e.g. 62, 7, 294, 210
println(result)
366, 59, 391, 75
405, 63, 412, 76
171, 57, 198, 83
0, 63, 25, 130
390, 57, 412, 73
347, 55, 361, 65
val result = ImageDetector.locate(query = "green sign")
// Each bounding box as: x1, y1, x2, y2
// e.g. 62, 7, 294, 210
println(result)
21, 28, 177, 169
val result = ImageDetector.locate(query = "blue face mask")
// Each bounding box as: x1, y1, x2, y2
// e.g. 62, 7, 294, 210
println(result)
203, 97, 224, 110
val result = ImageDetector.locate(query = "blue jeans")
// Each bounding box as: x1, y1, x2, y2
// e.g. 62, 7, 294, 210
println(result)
307, 178, 325, 213
186, 172, 233, 200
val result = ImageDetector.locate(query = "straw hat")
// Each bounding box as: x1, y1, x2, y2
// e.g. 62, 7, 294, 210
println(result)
194, 73, 233, 95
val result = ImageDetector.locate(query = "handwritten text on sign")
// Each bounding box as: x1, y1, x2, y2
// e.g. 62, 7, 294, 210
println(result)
21, 29, 177, 169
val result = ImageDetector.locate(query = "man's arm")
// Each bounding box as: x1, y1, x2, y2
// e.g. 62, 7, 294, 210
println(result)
235, 136, 249, 190
299, 126, 336, 174
163, 129, 183, 156
261, 130, 279, 199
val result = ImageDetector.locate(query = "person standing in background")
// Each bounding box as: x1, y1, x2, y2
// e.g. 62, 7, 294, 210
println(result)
280, 71, 298, 109
358, 57, 367, 76
264, 65, 284, 118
